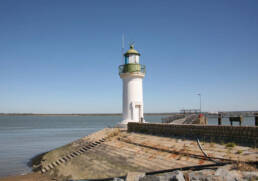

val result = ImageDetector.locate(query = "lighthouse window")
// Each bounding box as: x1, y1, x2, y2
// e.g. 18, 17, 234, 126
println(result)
125, 56, 129, 64
128, 55, 136, 64
133, 55, 136, 63
135, 56, 139, 64
134, 55, 137, 63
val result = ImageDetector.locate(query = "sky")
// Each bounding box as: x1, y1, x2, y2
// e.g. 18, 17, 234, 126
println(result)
0, 0, 258, 113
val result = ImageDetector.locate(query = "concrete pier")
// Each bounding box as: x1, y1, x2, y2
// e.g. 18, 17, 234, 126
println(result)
34, 126, 258, 180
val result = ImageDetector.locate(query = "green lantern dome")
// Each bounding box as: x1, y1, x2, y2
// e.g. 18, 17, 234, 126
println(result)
124, 45, 141, 56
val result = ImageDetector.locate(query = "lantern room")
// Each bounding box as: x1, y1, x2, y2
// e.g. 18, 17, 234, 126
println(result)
124, 45, 140, 64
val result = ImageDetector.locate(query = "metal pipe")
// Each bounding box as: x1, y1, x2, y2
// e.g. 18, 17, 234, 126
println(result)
197, 93, 201, 113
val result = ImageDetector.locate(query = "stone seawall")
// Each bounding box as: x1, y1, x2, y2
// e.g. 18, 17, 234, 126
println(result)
128, 123, 258, 146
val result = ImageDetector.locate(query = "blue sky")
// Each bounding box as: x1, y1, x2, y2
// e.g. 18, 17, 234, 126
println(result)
0, 0, 258, 113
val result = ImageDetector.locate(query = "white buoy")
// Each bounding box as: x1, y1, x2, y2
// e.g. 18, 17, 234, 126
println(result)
119, 44, 146, 124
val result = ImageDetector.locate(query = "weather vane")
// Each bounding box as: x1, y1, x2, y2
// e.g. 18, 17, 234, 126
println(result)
128, 41, 135, 49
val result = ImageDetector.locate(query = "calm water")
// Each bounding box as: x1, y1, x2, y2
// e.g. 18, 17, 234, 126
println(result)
0, 115, 163, 177
207, 116, 255, 126
0, 115, 255, 177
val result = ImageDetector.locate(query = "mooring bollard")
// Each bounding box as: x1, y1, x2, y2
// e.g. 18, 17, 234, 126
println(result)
255, 113, 258, 126
218, 113, 222, 125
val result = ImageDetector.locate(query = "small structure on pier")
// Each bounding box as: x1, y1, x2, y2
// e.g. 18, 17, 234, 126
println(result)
180, 109, 201, 114
218, 112, 258, 126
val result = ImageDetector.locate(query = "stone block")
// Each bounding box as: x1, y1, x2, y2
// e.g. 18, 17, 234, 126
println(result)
126, 172, 146, 181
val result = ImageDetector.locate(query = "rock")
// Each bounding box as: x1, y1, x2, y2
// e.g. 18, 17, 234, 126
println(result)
139, 171, 185, 181
215, 168, 241, 181
114, 178, 125, 181
126, 172, 146, 181
189, 171, 220, 181
242, 171, 258, 181
138, 166, 256, 181
139, 175, 160, 181
166, 171, 185, 181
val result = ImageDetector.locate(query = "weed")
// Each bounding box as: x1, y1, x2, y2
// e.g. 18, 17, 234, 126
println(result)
236, 150, 243, 154
209, 142, 215, 147
107, 128, 120, 139
225, 142, 236, 148
232, 162, 257, 172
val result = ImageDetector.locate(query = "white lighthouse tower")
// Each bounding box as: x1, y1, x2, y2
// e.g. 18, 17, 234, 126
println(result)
119, 44, 146, 124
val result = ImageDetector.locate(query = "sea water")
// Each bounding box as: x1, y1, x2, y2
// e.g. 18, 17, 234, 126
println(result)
0, 115, 163, 177
0, 115, 255, 177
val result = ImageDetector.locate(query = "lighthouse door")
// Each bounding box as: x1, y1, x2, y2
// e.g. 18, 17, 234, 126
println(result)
135, 105, 141, 122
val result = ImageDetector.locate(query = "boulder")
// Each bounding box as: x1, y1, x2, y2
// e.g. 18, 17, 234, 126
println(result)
188, 170, 220, 181
114, 178, 125, 181
242, 171, 258, 181
139, 175, 160, 181
139, 171, 185, 181
126, 172, 146, 181
215, 168, 241, 181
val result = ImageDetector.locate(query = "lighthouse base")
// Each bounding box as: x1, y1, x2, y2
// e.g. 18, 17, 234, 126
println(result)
120, 119, 145, 125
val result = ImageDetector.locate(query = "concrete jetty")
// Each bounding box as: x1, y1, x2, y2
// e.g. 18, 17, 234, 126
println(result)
33, 124, 258, 180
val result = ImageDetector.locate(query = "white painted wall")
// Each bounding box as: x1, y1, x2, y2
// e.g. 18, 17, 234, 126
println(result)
120, 73, 145, 124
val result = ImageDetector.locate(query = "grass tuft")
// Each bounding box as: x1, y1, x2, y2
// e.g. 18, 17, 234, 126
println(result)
232, 162, 257, 172
209, 142, 215, 147
236, 150, 243, 154
225, 142, 236, 148
107, 128, 121, 139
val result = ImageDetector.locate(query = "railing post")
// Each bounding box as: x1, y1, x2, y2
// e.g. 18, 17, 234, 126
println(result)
255, 113, 258, 126
218, 113, 222, 125
229, 117, 233, 126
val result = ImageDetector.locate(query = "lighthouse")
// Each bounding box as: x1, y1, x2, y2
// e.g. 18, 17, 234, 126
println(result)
119, 44, 146, 124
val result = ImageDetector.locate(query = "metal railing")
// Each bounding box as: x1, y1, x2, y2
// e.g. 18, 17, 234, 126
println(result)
119, 64, 146, 74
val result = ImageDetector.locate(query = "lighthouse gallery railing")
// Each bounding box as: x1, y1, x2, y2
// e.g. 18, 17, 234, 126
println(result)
119, 64, 146, 74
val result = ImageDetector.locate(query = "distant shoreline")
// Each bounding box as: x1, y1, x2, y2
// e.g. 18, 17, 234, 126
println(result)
0, 113, 177, 116
0, 111, 257, 117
